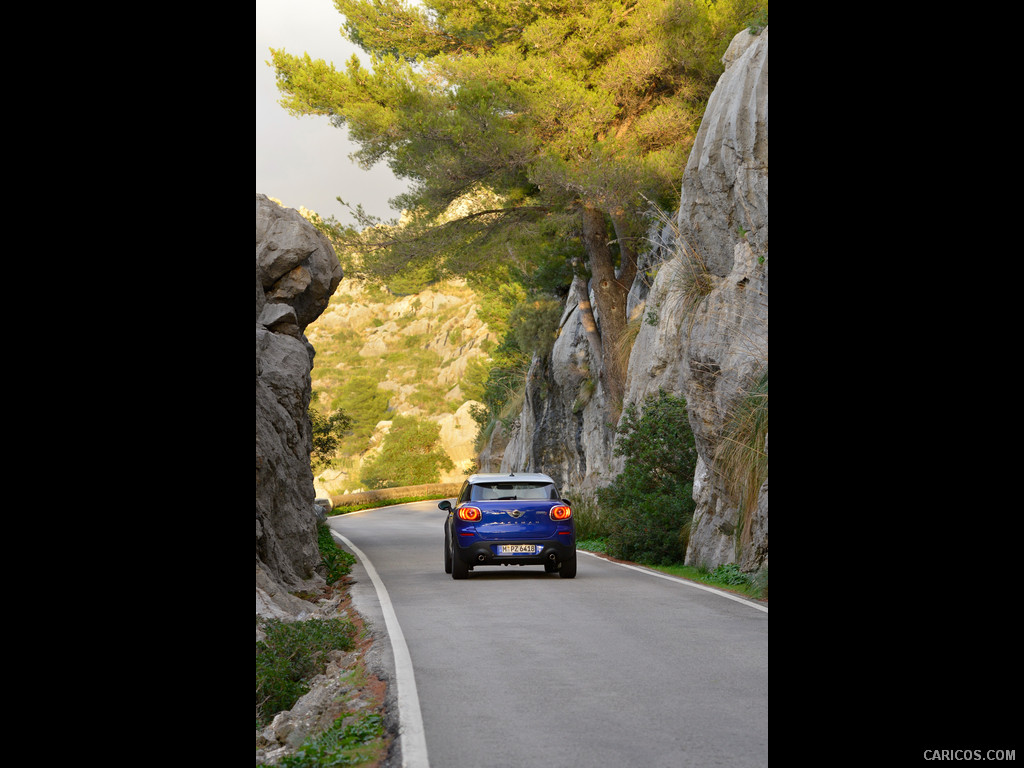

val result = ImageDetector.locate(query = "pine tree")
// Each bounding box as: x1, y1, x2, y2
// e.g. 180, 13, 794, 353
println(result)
269, 0, 764, 418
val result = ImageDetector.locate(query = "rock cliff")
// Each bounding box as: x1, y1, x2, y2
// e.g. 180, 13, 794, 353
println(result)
628, 28, 768, 571
256, 193, 342, 589
488, 27, 768, 572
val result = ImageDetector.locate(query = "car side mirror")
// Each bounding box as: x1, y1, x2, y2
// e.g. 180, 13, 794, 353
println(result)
438, 500, 452, 511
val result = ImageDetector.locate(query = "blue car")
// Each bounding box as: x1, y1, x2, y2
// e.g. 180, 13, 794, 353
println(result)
440, 472, 576, 579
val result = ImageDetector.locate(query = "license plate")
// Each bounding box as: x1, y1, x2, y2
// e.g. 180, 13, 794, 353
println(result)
497, 544, 536, 554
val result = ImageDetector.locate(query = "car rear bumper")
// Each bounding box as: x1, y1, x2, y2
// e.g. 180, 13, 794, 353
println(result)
454, 537, 576, 567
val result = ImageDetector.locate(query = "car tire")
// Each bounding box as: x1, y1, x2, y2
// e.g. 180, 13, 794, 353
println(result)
559, 552, 577, 579
451, 540, 469, 580
444, 528, 452, 574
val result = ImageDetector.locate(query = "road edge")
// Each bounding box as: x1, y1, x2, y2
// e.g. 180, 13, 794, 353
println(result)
578, 550, 769, 613
332, 531, 431, 768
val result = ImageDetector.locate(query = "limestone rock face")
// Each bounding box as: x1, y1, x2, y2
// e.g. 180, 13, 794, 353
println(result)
678, 28, 768, 277
256, 194, 342, 588
624, 235, 767, 570
625, 28, 769, 571
677, 29, 767, 571
435, 400, 485, 480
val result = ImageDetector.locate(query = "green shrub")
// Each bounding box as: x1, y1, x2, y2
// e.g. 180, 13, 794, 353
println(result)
707, 562, 750, 586
277, 713, 385, 768
598, 390, 698, 565
256, 617, 357, 727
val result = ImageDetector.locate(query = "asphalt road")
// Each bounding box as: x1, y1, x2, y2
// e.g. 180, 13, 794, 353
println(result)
330, 500, 768, 768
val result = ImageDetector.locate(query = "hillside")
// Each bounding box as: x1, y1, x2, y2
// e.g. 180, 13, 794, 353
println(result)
305, 277, 495, 496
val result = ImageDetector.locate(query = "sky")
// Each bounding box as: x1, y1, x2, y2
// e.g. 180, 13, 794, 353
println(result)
255, 0, 409, 223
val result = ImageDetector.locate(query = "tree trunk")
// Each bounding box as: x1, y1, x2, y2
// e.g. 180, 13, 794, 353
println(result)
580, 204, 629, 420
611, 209, 638, 289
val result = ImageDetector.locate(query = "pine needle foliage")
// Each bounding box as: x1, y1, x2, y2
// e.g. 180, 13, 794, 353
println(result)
269, 0, 766, 420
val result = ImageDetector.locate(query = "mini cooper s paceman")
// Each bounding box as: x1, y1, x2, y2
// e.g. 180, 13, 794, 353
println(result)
440, 472, 576, 579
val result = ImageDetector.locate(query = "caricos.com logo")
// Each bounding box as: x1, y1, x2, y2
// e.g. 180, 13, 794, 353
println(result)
923, 750, 1015, 761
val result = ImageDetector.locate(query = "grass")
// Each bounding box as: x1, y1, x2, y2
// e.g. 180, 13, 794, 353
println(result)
654, 562, 768, 601
714, 370, 768, 526
257, 524, 359, 728
256, 616, 358, 728
578, 537, 767, 600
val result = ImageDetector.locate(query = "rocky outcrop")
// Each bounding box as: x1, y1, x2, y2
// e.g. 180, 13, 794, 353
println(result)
623, 230, 768, 570
490, 27, 768, 571
673, 28, 767, 571
256, 193, 343, 588
678, 29, 768, 277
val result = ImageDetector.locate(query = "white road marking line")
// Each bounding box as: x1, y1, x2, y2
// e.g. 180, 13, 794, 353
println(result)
578, 550, 769, 613
332, 532, 431, 768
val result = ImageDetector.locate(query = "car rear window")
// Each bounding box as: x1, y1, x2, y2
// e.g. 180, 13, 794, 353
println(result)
469, 482, 559, 501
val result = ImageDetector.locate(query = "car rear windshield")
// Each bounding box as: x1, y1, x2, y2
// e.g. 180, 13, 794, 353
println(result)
469, 482, 559, 501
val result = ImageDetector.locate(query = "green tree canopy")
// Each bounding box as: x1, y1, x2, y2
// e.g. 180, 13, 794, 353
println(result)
271, 0, 765, 417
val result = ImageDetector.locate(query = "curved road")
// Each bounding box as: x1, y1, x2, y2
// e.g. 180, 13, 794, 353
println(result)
330, 500, 768, 768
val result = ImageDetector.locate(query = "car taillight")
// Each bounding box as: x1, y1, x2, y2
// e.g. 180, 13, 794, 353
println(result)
458, 506, 482, 522
549, 505, 572, 521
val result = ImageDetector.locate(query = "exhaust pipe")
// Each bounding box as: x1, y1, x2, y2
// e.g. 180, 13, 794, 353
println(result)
478, 554, 487, 562
548, 552, 558, 562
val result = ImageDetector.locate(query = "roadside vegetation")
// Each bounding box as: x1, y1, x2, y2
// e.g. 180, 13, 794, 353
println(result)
597, 390, 698, 564
271, 714, 386, 768
256, 523, 390, 767
572, 391, 767, 601
577, 522, 769, 602
256, 616, 357, 727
